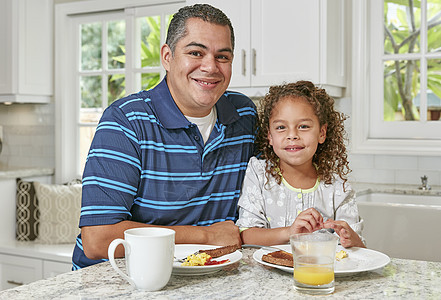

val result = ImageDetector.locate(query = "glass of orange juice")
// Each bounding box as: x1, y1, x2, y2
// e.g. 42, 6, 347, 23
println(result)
290, 232, 339, 295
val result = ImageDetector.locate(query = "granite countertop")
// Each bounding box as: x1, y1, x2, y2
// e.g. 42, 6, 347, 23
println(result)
0, 240, 74, 263
352, 182, 441, 197
0, 165, 54, 179
1, 248, 440, 299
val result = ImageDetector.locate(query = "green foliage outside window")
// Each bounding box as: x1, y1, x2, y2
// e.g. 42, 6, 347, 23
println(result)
383, 0, 441, 121
110, 16, 167, 101
80, 15, 170, 108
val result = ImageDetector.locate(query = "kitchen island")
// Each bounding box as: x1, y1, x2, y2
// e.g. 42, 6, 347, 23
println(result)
0, 248, 440, 299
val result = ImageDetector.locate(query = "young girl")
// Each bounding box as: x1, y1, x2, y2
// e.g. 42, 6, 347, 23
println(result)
236, 81, 365, 248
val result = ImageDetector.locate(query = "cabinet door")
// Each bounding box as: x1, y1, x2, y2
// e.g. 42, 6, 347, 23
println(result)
0, 254, 43, 290
186, 0, 345, 95
185, 0, 251, 88
17, 0, 53, 96
0, 0, 53, 103
43, 261, 72, 279
0, 0, 13, 94
251, 0, 321, 87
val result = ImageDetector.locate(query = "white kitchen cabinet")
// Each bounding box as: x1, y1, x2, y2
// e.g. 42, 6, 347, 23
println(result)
0, 254, 73, 290
0, 254, 43, 290
0, 241, 74, 291
43, 261, 72, 279
0, 0, 53, 103
186, 0, 346, 97
186, 0, 251, 88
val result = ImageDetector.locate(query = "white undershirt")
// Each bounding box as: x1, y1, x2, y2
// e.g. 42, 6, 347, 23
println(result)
185, 106, 217, 144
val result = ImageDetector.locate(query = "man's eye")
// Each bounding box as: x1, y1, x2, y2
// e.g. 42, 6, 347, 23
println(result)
217, 55, 231, 61
189, 51, 201, 57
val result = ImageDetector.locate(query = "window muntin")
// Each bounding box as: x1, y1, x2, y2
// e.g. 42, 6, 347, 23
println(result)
350, 0, 441, 156
369, 0, 441, 141
381, 0, 441, 123
73, 4, 177, 177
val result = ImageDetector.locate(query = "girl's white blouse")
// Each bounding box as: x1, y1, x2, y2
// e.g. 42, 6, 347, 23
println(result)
236, 157, 364, 240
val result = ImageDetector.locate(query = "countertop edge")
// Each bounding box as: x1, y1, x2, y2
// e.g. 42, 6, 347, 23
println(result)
352, 182, 441, 196
0, 240, 74, 263
0, 167, 54, 179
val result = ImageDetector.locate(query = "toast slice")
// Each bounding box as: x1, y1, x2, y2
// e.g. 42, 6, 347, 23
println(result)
199, 245, 240, 258
262, 250, 293, 267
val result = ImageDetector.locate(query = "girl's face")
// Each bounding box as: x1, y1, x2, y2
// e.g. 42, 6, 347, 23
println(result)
268, 96, 327, 171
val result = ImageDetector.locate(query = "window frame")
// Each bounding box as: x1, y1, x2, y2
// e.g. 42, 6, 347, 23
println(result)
351, 0, 441, 157
55, 0, 183, 183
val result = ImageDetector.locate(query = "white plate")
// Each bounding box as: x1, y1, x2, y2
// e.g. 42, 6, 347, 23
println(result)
253, 244, 390, 276
172, 244, 242, 276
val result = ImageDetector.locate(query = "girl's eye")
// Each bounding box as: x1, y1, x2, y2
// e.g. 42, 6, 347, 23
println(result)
276, 125, 285, 130
299, 125, 310, 129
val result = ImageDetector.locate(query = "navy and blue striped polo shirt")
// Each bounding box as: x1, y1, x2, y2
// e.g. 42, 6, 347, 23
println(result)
72, 78, 257, 269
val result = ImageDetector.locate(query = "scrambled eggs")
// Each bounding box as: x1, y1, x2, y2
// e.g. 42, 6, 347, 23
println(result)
181, 253, 212, 266
336, 250, 348, 261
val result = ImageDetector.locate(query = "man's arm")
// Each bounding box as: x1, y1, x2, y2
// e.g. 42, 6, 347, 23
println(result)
82, 220, 242, 260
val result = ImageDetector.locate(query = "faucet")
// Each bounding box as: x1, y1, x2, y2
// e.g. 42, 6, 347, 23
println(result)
419, 175, 431, 190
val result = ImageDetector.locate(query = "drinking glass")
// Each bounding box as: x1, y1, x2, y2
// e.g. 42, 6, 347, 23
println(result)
290, 232, 339, 295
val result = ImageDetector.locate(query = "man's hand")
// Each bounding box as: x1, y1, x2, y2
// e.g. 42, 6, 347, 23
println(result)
203, 220, 242, 247
81, 220, 242, 261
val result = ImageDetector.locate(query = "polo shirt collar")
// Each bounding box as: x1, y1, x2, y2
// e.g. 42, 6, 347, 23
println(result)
151, 77, 240, 129
216, 92, 240, 125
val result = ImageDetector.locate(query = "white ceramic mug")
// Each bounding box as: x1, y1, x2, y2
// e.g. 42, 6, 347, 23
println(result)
108, 227, 175, 291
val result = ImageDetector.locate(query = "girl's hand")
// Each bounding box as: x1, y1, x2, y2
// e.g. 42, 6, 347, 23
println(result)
289, 208, 324, 236
324, 220, 365, 248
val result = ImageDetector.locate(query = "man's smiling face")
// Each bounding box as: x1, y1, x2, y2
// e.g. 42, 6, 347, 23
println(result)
161, 17, 233, 117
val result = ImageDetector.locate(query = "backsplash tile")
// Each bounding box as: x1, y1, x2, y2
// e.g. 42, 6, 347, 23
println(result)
395, 170, 439, 186
348, 154, 374, 169
418, 156, 441, 172
0, 104, 55, 169
347, 153, 441, 186
374, 155, 418, 170
349, 167, 395, 184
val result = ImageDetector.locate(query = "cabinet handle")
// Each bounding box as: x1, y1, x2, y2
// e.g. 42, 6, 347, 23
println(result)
7, 280, 23, 286
252, 48, 256, 76
241, 49, 246, 76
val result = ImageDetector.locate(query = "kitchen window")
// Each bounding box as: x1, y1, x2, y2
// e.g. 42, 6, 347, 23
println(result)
352, 0, 441, 156
55, 1, 181, 182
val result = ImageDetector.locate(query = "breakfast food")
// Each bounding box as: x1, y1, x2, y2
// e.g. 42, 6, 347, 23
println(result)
181, 253, 212, 266
335, 250, 348, 261
180, 245, 240, 267
262, 250, 293, 267
262, 249, 349, 267
198, 244, 240, 258
181, 252, 230, 266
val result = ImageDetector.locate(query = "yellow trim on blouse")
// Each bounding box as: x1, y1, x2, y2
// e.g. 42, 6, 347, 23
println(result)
281, 176, 320, 193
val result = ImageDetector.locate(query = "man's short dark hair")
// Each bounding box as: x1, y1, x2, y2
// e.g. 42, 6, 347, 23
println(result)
165, 4, 235, 54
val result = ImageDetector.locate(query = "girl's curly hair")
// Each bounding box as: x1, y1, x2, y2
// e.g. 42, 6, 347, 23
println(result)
256, 81, 351, 188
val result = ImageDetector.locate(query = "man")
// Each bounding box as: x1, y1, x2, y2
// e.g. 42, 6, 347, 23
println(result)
72, 4, 257, 269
